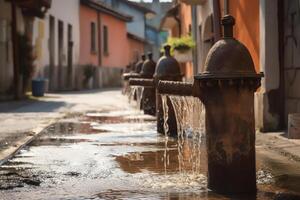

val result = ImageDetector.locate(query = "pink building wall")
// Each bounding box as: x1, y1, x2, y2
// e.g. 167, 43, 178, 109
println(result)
101, 13, 129, 68
79, 5, 99, 66
128, 38, 145, 63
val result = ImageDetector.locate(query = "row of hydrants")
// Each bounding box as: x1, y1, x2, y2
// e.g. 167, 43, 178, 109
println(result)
121, 15, 265, 195
122, 45, 183, 137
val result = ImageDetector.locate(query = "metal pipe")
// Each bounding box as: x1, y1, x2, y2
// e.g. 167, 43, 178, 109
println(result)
128, 78, 154, 88
224, 0, 229, 15
157, 80, 193, 96
122, 73, 141, 80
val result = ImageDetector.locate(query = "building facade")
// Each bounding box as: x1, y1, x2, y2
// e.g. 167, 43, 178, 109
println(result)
79, 0, 132, 88
173, 0, 300, 133
97, 0, 155, 63
0, 0, 51, 99
32, 0, 80, 91
160, 2, 194, 80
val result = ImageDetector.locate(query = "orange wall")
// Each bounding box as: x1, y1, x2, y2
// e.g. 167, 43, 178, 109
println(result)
180, 3, 192, 36
128, 38, 144, 64
221, 0, 260, 72
180, 3, 193, 79
101, 13, 129, 68
79, 5, 99, 66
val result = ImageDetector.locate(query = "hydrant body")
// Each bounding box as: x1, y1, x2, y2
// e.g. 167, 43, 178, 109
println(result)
140, 53, 156, 116
194, 15, 263, 194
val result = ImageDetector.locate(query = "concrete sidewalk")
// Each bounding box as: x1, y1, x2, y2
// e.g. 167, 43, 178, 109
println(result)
257, 131, 300, 162
0, 88, 128, 164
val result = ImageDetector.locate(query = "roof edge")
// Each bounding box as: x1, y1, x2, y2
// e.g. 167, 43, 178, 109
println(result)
81, 0, 133, 22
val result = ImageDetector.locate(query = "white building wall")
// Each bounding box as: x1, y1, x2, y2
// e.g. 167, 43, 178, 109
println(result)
255, 0, 281, 131
33, 0, 80, 90
195, 1, 213, 73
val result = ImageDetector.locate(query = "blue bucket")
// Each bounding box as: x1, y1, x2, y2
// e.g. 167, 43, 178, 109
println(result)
32, 79, 46, 97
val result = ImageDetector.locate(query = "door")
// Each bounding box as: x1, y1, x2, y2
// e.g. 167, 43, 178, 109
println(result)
283, 0, 300, 124
67, 24, 73, 89
49, 16, 55, 90
58, 20, 64, 90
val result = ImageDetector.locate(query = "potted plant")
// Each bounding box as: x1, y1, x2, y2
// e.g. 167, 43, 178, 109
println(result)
164, 36, 196, 62
83, 64, 95, 89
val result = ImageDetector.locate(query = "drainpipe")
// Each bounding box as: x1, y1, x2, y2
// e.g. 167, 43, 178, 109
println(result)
97, 11, 103, 88
212, 0, 222, 42
191, 5, 198, 74
174, 15, 182, 37
224, 0, 229, 15
144, 14, 147, 53
11, 0, 21, 99
97, 12, 102, 66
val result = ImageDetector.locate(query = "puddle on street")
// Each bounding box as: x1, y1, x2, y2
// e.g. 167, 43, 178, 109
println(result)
0, 109, 300, 200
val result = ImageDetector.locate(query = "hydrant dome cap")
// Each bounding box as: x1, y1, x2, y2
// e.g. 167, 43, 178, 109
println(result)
203, 38, 256, 77
141, 59, 156, 77
154, 55, 181, 77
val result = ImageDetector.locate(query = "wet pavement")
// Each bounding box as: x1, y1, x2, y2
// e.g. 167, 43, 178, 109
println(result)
0, 108, 300, 200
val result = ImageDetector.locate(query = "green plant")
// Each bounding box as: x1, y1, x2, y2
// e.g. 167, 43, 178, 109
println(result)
162, 35, 196, 54
18, 33, 37, 94
83, 64, 95, 83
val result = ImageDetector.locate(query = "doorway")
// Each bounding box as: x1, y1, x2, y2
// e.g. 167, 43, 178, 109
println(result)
58, 20, 64, 90
67, 24, 73, 89
49, 16, 55, 90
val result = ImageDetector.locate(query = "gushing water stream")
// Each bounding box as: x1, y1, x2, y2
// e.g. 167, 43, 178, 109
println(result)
162, 95, 206, 176
128, 86, 144, 110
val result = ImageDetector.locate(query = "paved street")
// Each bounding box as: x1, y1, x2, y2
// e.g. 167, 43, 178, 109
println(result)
0, 89, 128, 163
0, 89, 298, 199
1, 88, 300, 165
0, 89, 299, 199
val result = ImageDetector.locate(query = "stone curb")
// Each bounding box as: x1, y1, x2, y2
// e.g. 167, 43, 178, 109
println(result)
0, 118, 59, 166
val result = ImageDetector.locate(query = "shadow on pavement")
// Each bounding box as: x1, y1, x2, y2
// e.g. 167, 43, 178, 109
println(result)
0, 99, 69, 113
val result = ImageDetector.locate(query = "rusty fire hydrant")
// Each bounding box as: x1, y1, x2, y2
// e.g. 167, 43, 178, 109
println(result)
157, 15, 263, 194
140, 52, 156, 115
154, 45, 182, 136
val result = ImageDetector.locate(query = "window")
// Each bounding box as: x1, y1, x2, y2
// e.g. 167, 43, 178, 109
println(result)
103, 25, 108, 55
91, 22, 96, 53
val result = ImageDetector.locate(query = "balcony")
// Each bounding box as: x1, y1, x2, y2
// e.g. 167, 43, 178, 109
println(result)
13, 0, 52, 18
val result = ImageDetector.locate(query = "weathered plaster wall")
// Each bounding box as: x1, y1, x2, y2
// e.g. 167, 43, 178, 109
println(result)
255, 0, 281, 131
283, 0, 300, 126
0, 0, 24, 98
225, 0, 260, 73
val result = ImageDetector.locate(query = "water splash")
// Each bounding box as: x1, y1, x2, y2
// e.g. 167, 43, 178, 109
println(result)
128, 86, 144, 110
161, 95, 170, 174
162, 95, 206, 176
136, 86, 144, 110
